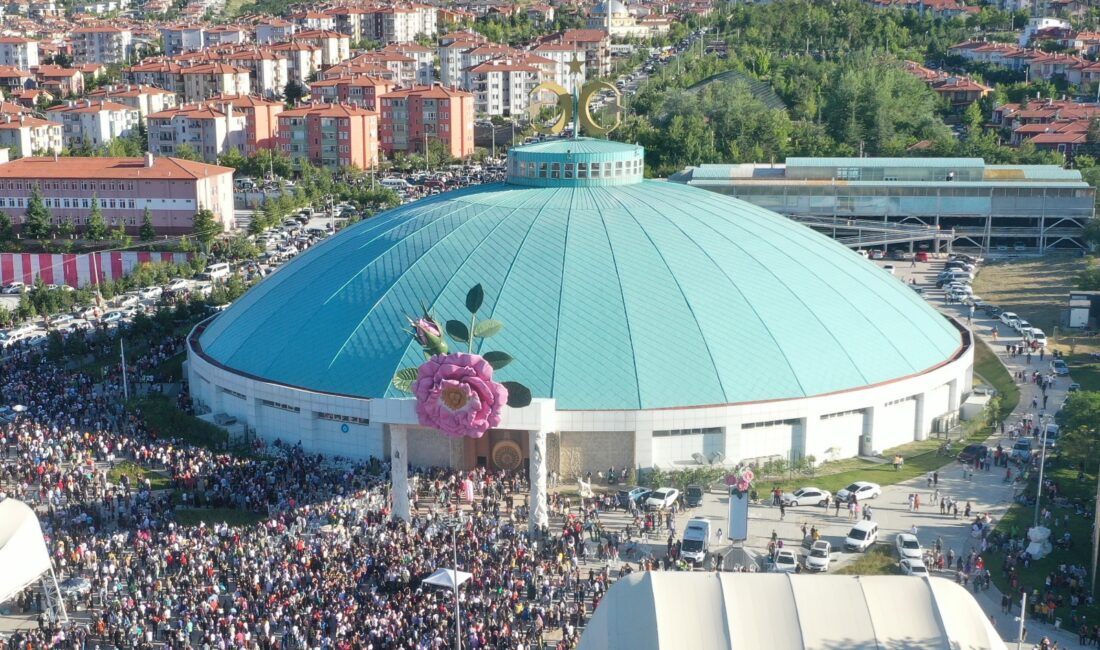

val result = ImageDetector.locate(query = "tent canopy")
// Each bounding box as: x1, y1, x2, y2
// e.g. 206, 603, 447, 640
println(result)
579, 572, 1006, 650
0, 500, 52, 604
422, 568, 472, 590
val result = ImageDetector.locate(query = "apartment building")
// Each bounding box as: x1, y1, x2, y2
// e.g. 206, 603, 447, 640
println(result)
351, 51, 417, 87
255, 19, 296, 44
379, 84, 473, 159
556, 29, 610, 78
271, 41, 321, 85
86, 84, 177, 118
204, 26, 249, 47
0, 66, 32, 94
0, 37, 38, 70
466, 58, 542, 117
364, 6, 438, 44
0, 114, 62, 156
33, 65, 84, 97
147, 102, 246, 162
440, 41, 513, 88
309, 75, 393, 110
222, 49, 288, 99
160, 25, 205, 56
329, 7, 366, 42
383, 43, 433, 84
0, 154, 234, 235
72, 26, 132, 65
125, 61, 185, 96
290, 11, 335, 32
292, 30, 350, 67
531, 43, 586, 94
207, 94, 282, 154
277, 103, 378, 170
47, 99, 140, 148
180, 63, 250, 103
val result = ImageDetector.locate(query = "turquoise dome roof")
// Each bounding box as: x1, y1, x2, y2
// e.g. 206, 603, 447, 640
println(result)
198, 139, 962, 410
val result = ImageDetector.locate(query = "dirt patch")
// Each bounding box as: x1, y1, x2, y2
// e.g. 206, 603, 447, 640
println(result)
972, 254, 1086, 333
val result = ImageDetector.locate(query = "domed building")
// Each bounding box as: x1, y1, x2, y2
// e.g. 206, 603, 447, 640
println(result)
586, 0, 665, 38
186, 138, 973, 477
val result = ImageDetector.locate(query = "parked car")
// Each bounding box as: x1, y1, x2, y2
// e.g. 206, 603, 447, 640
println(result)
1, 282, 25, 294
684, 485, 704, 508
835, 482, 881, 502
1011, 439, 1033, 462
871, 250, 886, 260
805, 540, 832, 572
781, 487, 832, 507
1052, 359, 1069, 376
1000, 311, 1019, 328
957, 444, 988, 463
895, 533, 922, 560
1068, 383, 1081, 393
617, 486, 651, 509
882, 264, 896, 275
771, 548, 799, 572
166, 279, 189, 292
899, 558, 929, 577
139, 286, 163, 300
844, 520, 879, 552
645, 488, 680, 510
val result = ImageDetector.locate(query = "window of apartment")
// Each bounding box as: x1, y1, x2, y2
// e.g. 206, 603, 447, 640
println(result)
82, 199, 89, 208
550, 162, 560, 179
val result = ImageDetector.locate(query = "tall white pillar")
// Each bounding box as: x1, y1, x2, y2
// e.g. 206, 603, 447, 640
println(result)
390, 425, 410, 522
914, 393, 928, 441
528, 429, 548, 536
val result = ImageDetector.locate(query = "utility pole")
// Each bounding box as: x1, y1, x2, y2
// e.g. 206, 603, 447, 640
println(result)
1033, 415, 1050, 527
120, 338, 129, 401
1017, 591, 1027, 650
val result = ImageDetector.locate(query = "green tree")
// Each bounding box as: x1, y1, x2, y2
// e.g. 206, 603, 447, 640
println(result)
191, 208, 219, 249
139, 207, 156, 241
110, 224, 131, 248
1055, 391, 1100, 466
173, 143, 201, 161
0, 210, 14, 244
85, 195, 108, 240
58, 216, 76, 239
23, 185, 52, 240
283, 80, 307, 105
1076, 263, 1100, 290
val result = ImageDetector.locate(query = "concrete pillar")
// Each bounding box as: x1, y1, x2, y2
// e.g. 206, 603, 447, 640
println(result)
529, 429, 549, 536
861, 406, 876, 457
390, 424, 410, 522
947, 379, 960, 411
633, 426, 653, 471
914, 393, 928, 441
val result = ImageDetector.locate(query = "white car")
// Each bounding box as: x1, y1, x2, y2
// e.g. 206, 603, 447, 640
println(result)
882, 264, 895, 275
166, 279, 189, 292
899, 558, 929, 577
1000, 311, 1019, 327
805, 541, 831, 572
844, 521, 878, 552
895, 533, 922, 560
771, 548, 799, 573
1, 282, 24, 294
1014, 319, 1031, 333
139, 286, 163, 300
835, 481, 881, 502
645, 488, 680, 510
781, 487, 832, 507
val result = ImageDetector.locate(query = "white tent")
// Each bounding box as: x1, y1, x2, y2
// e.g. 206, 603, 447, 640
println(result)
579, 572, 1006, 650
0, 500, 54, 606
421, 568, 473, 590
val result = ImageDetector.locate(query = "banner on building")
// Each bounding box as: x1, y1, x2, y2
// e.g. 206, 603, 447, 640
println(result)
0, 251, 192, 288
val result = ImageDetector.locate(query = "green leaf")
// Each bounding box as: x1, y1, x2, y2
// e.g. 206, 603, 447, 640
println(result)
466, 284, 484, 313
503, 381, 532, 408
392, 368, 419, 393
473, 319, 503, 338
446, 320, 469, 342
483, 351, 513, 370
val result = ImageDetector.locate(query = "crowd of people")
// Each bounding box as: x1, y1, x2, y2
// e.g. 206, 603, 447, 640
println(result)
0, 326, 637, 650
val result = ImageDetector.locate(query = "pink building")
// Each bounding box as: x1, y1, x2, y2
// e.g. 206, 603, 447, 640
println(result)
379, 84, 474, 159
277, 103, 378, 170
0, 154, 234, 236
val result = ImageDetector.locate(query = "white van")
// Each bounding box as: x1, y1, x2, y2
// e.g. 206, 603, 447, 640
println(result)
845, 520, 878, 552
204, 263, 231, 281
681, 518, 711, 566
381, 178, 410, 190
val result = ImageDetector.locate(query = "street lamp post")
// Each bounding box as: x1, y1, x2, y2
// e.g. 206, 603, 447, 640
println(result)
1033, 414, 1050, 528
446, 515, 465, 650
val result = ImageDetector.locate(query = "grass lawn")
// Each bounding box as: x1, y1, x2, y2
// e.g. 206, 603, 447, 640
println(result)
135, 396, 229, 449
107, 460, 172, 491
174, 507, 266, 527
989, 464, 1099, 626
974, 337, 1021, 419
835, 543, 899, 575
971, 253, 1088, 336
1062, 355, 1100, 392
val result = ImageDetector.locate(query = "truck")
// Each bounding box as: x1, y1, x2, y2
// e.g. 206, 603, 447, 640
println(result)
681, 517, 711, 566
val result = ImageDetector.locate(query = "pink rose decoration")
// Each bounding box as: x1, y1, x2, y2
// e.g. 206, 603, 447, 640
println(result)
413, 318, 441, 346
736, 480, 750, 493
740, 469, 754, 484
412, 352, 508, 439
